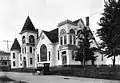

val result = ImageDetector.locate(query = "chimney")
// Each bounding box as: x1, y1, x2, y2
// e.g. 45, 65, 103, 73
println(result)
86, 16, 89, 26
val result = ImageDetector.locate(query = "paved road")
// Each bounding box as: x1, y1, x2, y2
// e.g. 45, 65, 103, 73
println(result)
1, 72, 120, 83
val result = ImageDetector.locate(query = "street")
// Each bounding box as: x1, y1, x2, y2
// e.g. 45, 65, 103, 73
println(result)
0, 72, 119, 83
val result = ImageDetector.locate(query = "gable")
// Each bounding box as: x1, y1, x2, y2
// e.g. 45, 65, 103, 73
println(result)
73, 19, 85, 28
43, 28, 58, 43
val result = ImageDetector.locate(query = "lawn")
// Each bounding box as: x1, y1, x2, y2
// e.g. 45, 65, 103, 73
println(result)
49, 65, 120, 80
8, 65, 120, 80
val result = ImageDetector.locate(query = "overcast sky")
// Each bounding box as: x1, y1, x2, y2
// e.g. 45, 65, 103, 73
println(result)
0, 0, 104, 52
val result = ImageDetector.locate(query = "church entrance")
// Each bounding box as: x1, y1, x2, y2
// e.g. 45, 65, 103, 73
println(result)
23, 57, 26, 68
62, 55, 67, 65
62, 51, 67, 65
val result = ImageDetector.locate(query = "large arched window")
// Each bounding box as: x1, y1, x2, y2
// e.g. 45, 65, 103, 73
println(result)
29, 35, 35, 43
60, 29, 66, 35
70, 29, 75, 34
40, 44, 47, 61
22, 36, 25, 44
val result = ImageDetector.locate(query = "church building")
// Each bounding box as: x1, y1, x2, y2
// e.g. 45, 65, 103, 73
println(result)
10, 16, 105, 68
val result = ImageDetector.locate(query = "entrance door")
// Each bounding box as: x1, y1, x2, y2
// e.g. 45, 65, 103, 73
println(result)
23, 57, 26, 68
62, 55, 67, 65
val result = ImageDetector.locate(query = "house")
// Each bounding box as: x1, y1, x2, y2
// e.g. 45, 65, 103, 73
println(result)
0, 51, 10, 67
10, 16, 105, 68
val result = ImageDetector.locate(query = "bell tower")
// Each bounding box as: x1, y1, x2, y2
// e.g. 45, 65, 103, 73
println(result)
20, 16, 38, 68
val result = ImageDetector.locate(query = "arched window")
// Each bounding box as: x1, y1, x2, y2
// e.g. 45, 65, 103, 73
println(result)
70, 29, 75, 34
40, 44, 47, 61
22, 36, 25, 44
60, 37, 63, 45
29, 35, 35, 43
69, 35, 72, 44
64, 35, 67, 44
73, 36, 76, 45
60, 29, 66, 35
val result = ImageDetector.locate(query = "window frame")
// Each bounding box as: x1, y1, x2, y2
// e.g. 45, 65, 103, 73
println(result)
58, 51, 60, 60
13, 53, 15, 59
29, 35, 35, 44
30, 58, 32, 65
69, 35, 72, 44
64, 35, 67, 44
13, 61, 15, 66
60, 37, 63, 45
22, 36, 25, 44
30, 47, 32, 53
37, 54, 39, 62
49, 51, 51, 61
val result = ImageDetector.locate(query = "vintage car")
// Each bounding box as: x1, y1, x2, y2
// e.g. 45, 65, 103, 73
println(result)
33, 63, 50, 75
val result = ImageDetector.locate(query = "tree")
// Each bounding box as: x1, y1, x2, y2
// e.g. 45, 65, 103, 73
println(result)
97, 0, 120, 66
75, 27, 97, 66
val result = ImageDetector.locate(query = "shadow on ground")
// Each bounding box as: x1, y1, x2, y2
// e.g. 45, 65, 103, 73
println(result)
0, 76, 29, 83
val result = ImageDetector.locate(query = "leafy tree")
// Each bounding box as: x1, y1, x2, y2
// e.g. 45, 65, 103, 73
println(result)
97, 0, 120, 66
75, 27, 97, 66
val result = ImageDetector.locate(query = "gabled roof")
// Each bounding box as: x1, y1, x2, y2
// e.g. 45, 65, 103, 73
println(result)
20, 16, 37, 34
10, 38, 21, 52
43, 28, 58, 43
73, 18, 85, 26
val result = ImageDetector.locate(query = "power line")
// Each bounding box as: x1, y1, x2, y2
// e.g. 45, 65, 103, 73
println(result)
90, 9, 104, 17
3, 40, 12, 52
80, 9, 104, 20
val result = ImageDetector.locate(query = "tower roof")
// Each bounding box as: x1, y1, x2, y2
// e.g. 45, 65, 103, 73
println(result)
10, 38, 21, 52
20, 16, 36, 34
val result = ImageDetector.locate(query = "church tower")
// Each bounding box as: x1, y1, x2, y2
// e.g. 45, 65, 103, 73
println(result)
20, 16, 38, 68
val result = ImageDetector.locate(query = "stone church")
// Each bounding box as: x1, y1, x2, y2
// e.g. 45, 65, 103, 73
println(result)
10, 16, 105, 68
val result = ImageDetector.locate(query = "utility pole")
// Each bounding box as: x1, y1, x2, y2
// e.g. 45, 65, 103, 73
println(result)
3, 40, 12, 52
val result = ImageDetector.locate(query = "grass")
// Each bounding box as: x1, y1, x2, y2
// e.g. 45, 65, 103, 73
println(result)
49, 65, 120, 80
0, 75, 14, 82
0, 76, 29, 83
9, 65, 120, 80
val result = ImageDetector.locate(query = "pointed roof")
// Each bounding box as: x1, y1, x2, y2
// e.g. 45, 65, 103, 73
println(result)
10, 38, 21, 52
43, 28, 58, 43
20, 16, 36, 34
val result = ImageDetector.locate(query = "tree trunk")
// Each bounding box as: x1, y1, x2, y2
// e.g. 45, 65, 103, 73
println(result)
112, 50, 116, 66
92, 60, 94, 66
113, 54, 116, 66
83, 48, 85, 66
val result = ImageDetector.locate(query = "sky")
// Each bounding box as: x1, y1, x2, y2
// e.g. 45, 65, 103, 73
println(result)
0, 0, 104, 52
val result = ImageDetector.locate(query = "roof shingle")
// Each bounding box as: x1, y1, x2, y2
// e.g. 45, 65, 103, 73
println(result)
43, 28, 58, 43
20, 16, 36, 34
10, 38, 21, 52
